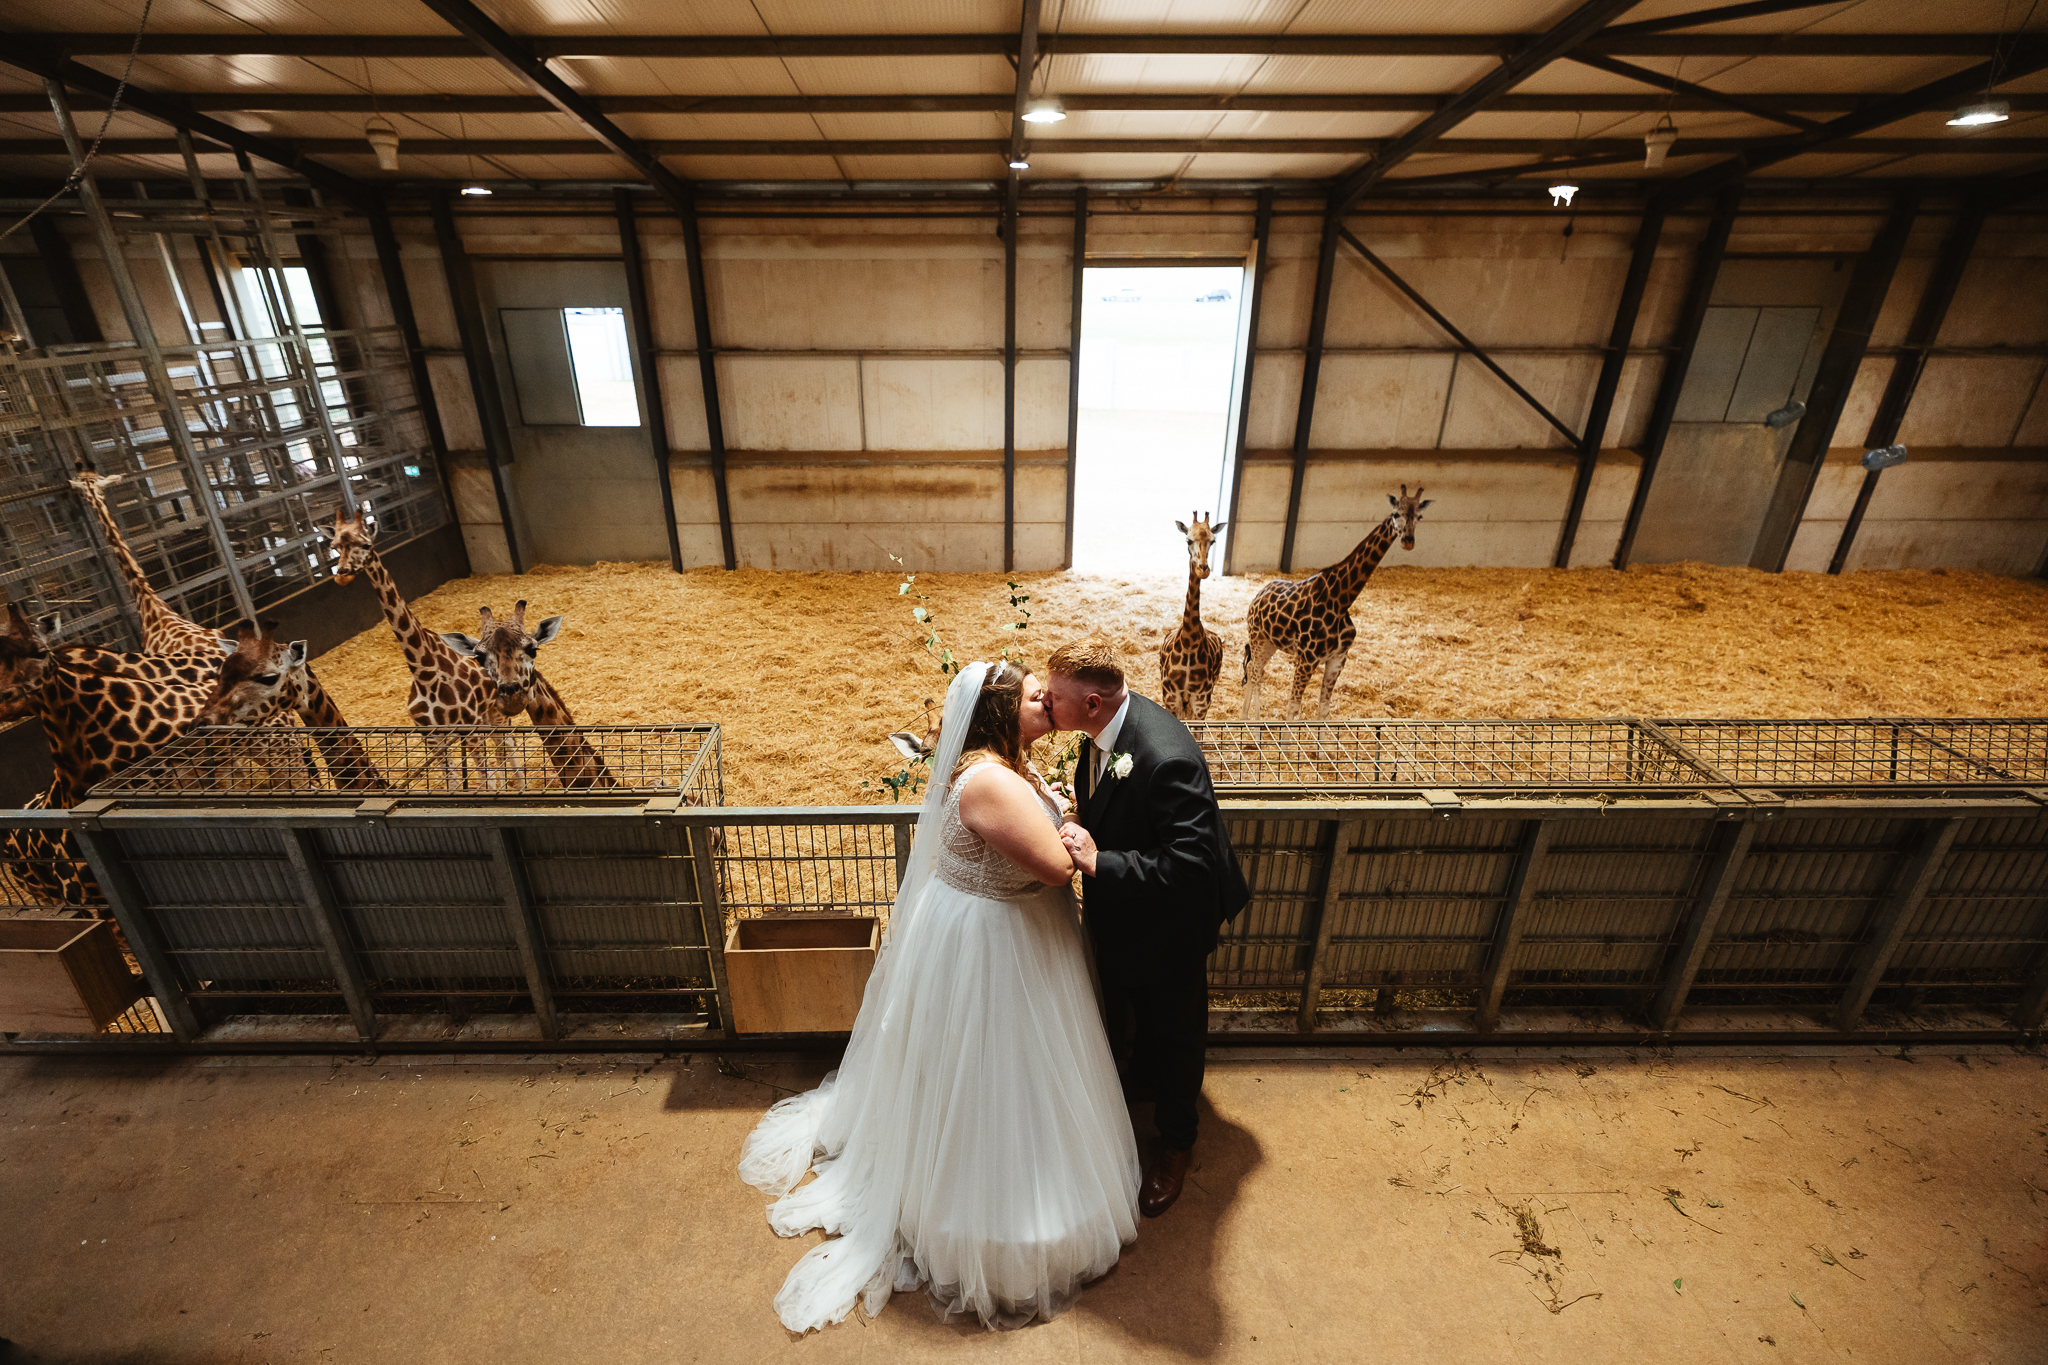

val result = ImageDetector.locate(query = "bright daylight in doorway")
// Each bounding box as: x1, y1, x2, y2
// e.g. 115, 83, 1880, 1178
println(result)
563, 306, 639, 426
1072, 265, 1246, 573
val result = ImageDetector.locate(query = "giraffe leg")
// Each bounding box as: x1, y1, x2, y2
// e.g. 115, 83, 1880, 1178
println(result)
1241, 639, 1279, 720
1317, 647, 1351, 720
1285, 658, 1317, 721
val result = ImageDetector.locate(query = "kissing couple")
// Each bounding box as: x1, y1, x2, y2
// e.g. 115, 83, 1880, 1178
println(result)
738, 639, 1250, 1332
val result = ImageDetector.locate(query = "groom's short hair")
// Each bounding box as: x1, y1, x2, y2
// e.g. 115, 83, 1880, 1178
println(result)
1048, 639, 1125, 693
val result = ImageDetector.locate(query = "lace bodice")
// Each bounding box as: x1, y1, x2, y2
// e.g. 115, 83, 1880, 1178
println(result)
934, 760, 1063, 899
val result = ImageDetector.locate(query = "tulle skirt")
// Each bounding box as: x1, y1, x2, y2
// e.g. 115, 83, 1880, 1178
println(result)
738, 877, 1141, 1332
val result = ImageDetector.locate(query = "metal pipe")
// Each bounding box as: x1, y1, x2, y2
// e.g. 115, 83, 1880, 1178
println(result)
1615, 184, 1740, 569
69, 826, 202, 1040
1221, 188, 1272, 577
429, 191, 524, 573
675, 188, 735, 570
45, 77, 260, 624
1828, 201, 1987, 574
1280, 203, 1340, 573
1555, 207, 1665, 568
615, 190, 684, 574
1061, 187, 1086, 571
1750, 189, 1919, 573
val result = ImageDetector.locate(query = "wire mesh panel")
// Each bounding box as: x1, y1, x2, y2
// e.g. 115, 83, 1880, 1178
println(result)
89, 725, 722, 806
1193, 720, 1723, 795
1655, 719, 2048, 788
1506, 817, 1720, 995
715, 818, 908, 933
1319, 816, 1528, 994
1888, 812, 2048, 995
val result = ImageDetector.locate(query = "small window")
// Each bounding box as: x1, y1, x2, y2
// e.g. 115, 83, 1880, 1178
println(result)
499, 306, 640, 427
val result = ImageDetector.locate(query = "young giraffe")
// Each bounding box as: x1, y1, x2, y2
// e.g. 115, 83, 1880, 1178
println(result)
326, 509, 604, 788
1241, 484, 1431, 721
441, 601, 615, 789
1159, 511, 1228, 721
188, 620, 387, 792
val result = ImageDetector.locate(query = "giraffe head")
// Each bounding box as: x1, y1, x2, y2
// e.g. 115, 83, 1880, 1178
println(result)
888, 699, 940, 763
0, 601, 53, 704
1386, 483, 1432, 550
1174, 511, 1227, 580
195, 619, 308, 727
324, 505, 376, 585
440, 600, 564, 711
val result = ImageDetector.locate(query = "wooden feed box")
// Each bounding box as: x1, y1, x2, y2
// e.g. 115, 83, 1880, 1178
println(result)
0, 918, 146, 1034
724, 915, 879, 1034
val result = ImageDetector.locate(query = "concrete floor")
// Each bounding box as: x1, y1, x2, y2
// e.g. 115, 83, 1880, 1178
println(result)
2, 1046, 2044, 1364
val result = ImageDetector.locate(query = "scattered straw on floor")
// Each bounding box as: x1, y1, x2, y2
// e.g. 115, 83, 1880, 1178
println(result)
309, 559, 2048, 807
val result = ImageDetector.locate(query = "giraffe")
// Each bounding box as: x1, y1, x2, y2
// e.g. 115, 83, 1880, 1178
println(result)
69, 465, 230, 657
888, 699, 940, 763
326, 509, 604, 789
188, 619, 387, 792
1240, 484, 1431, 721
1159, 512, 1228, 721
440, 601, 615, 789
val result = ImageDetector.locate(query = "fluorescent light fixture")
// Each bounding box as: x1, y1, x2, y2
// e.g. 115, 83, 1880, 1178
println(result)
460, 182, 493, 196
1644, 118, 1677, 169
1548, 183, 1578, 207
1764, 399, 1807, 429
365, 117, 400, 172
1022, 97, 1066, 124
1008, 157, 1030, 170
1947, 100, 2009, 127
1862, 443, 1908, 471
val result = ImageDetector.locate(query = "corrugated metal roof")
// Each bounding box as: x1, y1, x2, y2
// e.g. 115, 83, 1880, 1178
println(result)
557, 57, 804, 97
1285, 0, 1577, 34
1233, 55, 1502, 93
778, 55, 1014, 96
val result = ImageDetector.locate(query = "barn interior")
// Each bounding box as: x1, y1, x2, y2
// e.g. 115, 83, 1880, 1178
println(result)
0, 1, 2046, 1360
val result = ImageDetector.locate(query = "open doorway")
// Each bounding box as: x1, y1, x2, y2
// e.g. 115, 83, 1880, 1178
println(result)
1071, 264, 1249, 573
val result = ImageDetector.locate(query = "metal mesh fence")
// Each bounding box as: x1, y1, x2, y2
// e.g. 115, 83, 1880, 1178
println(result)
714, 818, 910, 933
88, 725, 723, 805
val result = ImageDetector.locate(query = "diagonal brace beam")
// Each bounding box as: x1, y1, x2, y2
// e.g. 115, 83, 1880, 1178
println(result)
1338, 226, 1580, 446
1569, 52, 1822, 130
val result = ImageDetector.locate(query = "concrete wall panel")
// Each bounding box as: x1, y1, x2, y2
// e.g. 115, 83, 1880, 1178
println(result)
1308, 353, 1455, 449
1630, 423, 1793, 566
1836, 356, 1894, 449
1245, 353, 1305, 450
861, 358, 1001, 450
425, 354, 483, 451
717, 356, 863, 450
2015, 369, 2048, 446
1437, 354, 1596, 450
1939, 256, 2048, 347
1897, 357, 2048, 449
657, 355, 711, 452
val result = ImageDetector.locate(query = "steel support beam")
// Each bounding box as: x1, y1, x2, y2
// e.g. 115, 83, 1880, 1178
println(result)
1062, 187, 1086, 570
365, 199, 461, 535
677, 191, 735, 571
1616, 184, 1740, 569
46, 31, 2021, 59
70, 826, 201, 1041
1222, 189, 1273, 577
687, 823, 734, 1036
1296, 818, 1362, 1033
1833, 817, 1960, 1033
1279, 204, 1341, 573
616, 190, 684, 574
1478, 819, 1555, 1033
25, 214, 101, 343
488, 827, 558, 1040
1750, 190, 1918, 574
429, 191, 524, 574
1828, 202, 1987, 575
1568, 52, 1820, 130
1338, 226, 1580, 445
1656, 44, 2048, 208
1556, 207, 1665, 569
280, 828, 378, 1043
1604, 0, 1850, 37
46, 78, 259, 625
1002, 178, 1020, 574
1647, 819, 1755, 1032
1007, 0, 1043, 172
1330, 0, 1645, 211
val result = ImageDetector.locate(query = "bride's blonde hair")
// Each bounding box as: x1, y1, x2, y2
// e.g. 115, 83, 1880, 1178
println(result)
950, 660, 1031, 783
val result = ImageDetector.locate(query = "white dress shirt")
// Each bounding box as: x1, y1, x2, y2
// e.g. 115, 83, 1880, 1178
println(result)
1090, 693, 1133, 788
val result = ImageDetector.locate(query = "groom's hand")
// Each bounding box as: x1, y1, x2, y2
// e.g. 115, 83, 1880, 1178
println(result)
1059, 822, 1098, 876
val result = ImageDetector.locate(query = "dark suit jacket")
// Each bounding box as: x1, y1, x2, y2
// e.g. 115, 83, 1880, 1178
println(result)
1076, 693, 1251, 958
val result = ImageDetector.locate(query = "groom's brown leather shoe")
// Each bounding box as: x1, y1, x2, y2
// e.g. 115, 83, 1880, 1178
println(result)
1139, 1147, 1192, 1218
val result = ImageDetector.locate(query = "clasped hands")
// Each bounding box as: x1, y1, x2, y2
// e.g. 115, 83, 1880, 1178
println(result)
1058, 821, 1098, 876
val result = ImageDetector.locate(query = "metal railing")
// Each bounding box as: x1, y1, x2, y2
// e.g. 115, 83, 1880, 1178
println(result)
2, 719, 2045, 1047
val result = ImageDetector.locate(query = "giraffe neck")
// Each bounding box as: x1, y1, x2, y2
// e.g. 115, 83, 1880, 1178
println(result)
293, 666, 352, 727
524, 671, 577, 726
77, 480, 203, 644
1181, 563, 1205, 633
1313, 514, 1401, 610
361, 549, 464, 681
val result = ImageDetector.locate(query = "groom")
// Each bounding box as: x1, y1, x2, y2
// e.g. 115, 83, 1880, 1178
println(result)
1044, 639, 1249, 1218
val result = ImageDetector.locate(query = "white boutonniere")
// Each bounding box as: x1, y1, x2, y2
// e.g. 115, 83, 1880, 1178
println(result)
1108, 751, 1134, 781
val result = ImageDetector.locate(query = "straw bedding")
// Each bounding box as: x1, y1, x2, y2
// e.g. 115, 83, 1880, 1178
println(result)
309, 559, 2048, 808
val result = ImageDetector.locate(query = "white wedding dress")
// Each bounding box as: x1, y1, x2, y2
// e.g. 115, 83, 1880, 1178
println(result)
738, 754, 1141, 1332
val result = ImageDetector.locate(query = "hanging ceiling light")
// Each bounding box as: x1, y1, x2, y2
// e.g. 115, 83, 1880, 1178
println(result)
1643, 117, 1678, 169
1022, 96, 1066, 124
1764, 399, 1806, 428
1947, 99, 2010, 127
364, 115, 400, 172
1862, 443, 1908, 471
1547, 183, 1578, 207
460, 182, 493, 196
1008, 156, 1030, 170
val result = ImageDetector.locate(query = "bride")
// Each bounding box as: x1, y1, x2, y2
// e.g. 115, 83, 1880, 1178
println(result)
738, 659, 1141, 1332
